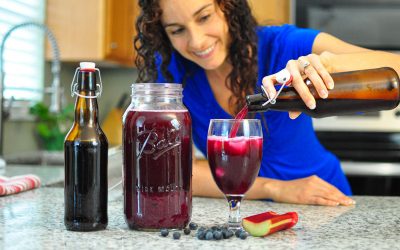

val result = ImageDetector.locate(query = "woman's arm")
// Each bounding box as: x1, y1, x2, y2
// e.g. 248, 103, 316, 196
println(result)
192, 153, 355, 206
314, 32, 400, 75
192, 157, 223, 198
263, 32, 400, 119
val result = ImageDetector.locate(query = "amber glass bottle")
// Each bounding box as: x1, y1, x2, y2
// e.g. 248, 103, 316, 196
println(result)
246, 67, 400, 118
64, 62, 108, 231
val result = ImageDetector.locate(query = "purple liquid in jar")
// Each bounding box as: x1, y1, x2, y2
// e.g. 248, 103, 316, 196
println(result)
123, 109, 192, 230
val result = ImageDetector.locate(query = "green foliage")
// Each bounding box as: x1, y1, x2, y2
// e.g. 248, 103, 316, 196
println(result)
29, 102, 74, 151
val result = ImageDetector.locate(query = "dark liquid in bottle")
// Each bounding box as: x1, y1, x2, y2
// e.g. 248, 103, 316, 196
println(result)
247, 96, 399, 118
64, 140, 108, 231
123, 110, 192, 230
246, 67, 400, 118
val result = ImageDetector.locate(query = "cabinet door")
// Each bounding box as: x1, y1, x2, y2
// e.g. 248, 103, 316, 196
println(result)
248, 0, 290, 25
46, 0, 138, 66
46, 0, 105, 61
104, 0, 138, 66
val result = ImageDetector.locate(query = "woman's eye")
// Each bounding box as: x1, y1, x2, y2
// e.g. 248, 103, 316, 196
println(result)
199, 14, 210, 23
171, 28, 184, 35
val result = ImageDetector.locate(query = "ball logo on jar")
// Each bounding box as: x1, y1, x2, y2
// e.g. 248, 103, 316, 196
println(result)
136, 117, 181, 160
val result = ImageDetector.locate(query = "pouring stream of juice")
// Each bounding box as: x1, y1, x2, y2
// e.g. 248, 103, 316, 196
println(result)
228, 105, 249, 138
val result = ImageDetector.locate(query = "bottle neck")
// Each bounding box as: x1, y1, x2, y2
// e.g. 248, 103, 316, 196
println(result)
74, 70, 99, 126
78, 70, 97, 92
74, 94, 99, 126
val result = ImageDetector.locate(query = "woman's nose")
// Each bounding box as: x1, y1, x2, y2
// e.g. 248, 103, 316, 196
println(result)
187, 26, 206, 50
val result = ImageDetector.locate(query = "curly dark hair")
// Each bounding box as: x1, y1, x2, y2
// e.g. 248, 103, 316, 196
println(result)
134, 0, 258, 115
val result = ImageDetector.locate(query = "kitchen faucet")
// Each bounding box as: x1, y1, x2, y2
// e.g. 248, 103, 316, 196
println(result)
0, 22, 61, 169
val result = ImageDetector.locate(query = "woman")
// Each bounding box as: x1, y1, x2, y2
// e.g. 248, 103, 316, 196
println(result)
134, 0, 400, 206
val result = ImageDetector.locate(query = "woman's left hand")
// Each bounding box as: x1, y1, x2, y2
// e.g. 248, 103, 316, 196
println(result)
267, 175, 355, 206
261, 53, 335, 119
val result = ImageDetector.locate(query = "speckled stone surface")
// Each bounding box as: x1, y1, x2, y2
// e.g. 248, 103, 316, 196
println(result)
1, 188, 400, 250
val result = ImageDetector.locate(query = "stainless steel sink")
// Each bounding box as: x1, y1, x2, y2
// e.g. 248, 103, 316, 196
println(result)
44, 147, 123, 199
4, 147, 123, 192
5, 146, 122, 167
5, 150, 64, 166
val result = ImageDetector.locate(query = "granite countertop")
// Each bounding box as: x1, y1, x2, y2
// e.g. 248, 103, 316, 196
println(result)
1, 187, 400, 250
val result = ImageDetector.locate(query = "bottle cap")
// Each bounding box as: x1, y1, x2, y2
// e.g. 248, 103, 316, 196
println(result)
80, 62, 96, 70
71, 62, 102, 98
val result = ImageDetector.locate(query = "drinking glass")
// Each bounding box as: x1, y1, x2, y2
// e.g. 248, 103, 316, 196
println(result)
207, 119, 263, 230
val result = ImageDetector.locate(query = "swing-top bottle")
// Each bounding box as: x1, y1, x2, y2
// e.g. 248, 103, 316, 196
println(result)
64, 62, 108, 231
246, 67, 400, 118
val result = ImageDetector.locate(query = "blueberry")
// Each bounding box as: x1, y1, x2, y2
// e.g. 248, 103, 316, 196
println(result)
189, 222, 198, 230
211, 226, 218, 231
173, 231, 181, 240
183, 228, 191, 235
196, 230, 206, 240
160, 228, 169, 237
213, 231, 222, 240
222, 228, 233, 239
235, 229, 243, 238
239, 231, 248, 240
221, 229, 228, 239
205, 231, 214, 240
227, 230, 234, 238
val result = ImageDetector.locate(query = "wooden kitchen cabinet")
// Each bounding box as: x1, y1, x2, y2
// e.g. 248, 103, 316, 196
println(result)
46, 0, 289, 66
248, 0, 291, 25
46, 0, 138, 66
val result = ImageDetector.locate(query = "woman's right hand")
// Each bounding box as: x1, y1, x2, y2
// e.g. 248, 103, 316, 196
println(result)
262, 53, 335, 119
267, 175, 355, 206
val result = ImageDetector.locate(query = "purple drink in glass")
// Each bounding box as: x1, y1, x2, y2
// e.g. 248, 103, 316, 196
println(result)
207, 135, 262, 194
207, 119, 263, 230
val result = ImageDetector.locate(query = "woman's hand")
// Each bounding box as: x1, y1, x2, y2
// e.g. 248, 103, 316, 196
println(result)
262, 53, 335, 119
267, 175, 355, 206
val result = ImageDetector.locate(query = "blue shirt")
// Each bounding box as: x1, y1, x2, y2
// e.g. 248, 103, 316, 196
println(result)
156, 25, 352, 195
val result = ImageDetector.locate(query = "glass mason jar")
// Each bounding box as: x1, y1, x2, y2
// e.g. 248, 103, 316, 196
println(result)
123, 83, 192, 230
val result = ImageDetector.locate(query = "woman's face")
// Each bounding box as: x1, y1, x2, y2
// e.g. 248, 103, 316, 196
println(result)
160, 0, 230, 71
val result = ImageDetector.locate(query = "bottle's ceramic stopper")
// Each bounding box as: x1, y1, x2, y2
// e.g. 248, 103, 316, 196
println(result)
80, 62, 96, 70
71, 62, 102, 98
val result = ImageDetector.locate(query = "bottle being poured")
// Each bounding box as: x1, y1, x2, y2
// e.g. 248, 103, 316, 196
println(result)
245, 67, 400, 118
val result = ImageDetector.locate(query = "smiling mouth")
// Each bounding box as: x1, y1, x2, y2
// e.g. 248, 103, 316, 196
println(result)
193, 43, 216, 57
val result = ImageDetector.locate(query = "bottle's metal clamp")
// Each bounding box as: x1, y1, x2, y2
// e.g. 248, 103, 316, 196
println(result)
70, 67, 103, 98
260, 69, 293, 107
